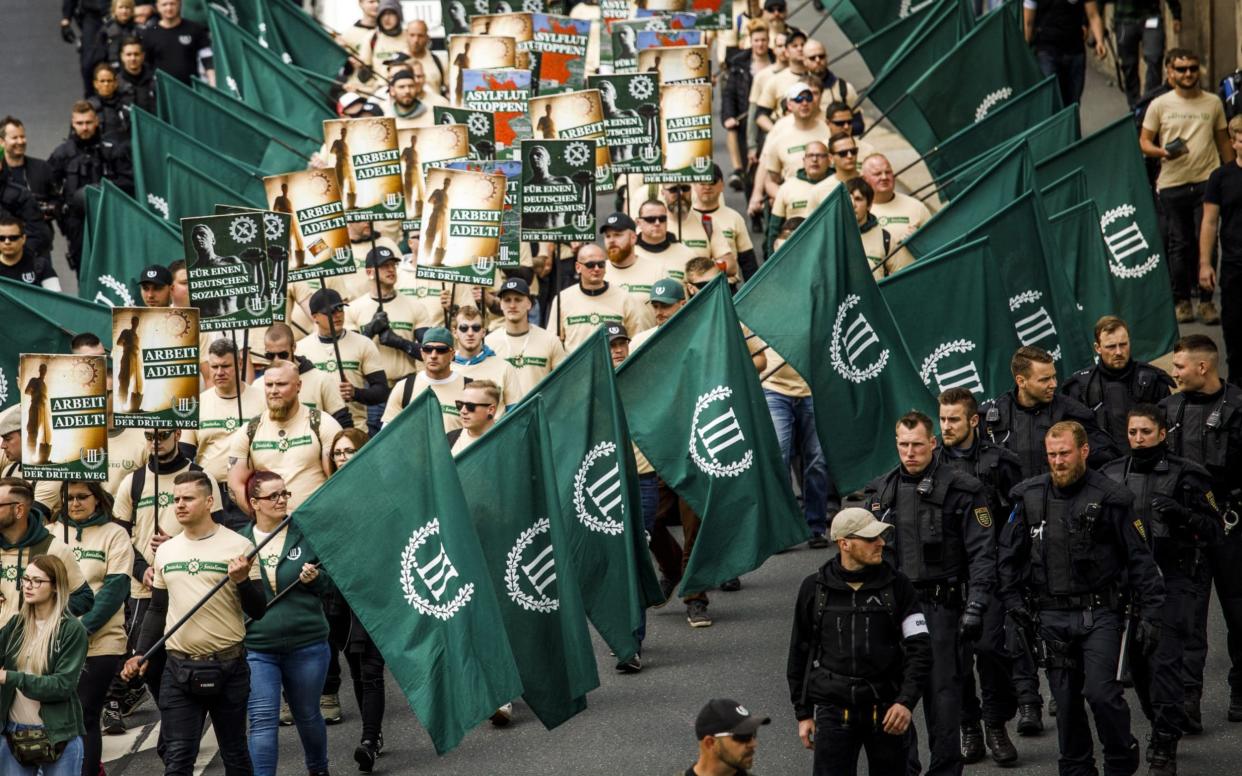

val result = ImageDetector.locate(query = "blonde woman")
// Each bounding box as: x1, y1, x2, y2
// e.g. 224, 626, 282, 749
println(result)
0, 554, 89, 775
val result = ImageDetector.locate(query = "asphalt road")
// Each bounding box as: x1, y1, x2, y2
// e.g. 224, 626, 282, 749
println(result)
2, 2, 1236, 775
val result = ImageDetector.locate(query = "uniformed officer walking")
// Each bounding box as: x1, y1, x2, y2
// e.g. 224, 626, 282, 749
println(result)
999, 421, 1165, 776
786, 508, 932, 776
936, 388, 1023, 765
1061, 316, 1174, 451
1103, 404, 1221, 776
1158, 335, 1242, 729
864, 410, 996, 776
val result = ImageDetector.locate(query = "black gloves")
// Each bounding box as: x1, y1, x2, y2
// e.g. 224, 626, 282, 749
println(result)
1136, 618, 1162, 659
378, 327, 415, 357
959, 600, 986, 642
1151, 495, 1187, 523
1007, 605, 1036, 635
60, 23, 76, 44
362, 311, 390, 339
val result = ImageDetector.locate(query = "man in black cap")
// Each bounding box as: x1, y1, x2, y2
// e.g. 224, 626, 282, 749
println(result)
138, 263, 173, 307
484, 277, 566, 396
386, 68, 433, 129
606, 322, 631, 368
687, 698, 770, 776
346, 245, 433, 402
297, 288, 389, 435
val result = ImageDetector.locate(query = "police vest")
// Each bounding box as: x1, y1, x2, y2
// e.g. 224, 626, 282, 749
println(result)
1164, 387, 1239, 474
982, 394, 1066, 479
1019, 476, 1120, 599
868, 463, 969, 584
1069, 363, 1168, 448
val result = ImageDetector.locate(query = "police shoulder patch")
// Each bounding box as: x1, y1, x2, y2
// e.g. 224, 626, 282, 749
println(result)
1206, 490, 1219, 512
974, 507, 992, 528
1133, 518, 1147, 540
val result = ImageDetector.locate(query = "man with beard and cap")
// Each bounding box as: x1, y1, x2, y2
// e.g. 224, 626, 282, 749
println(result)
999, 421, 1164, 776
685, 699, 770, 776
386, 68, 434, 128
861, 153, 932, 240
1102, 404, 1220, 775
600, 210, 662, 324
1062, 316, 1175, 451
297, 288, 390, 434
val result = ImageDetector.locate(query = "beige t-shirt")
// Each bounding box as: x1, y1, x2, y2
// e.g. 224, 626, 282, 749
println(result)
483, 326, 566, 397
772, 175, 837, 220
105, 429, 150, 496
226, 405, 341, 512
182, 385, 265, 483
450, 428, 486, 456
861, 223, 915, 280
756, 67, 805, 111
413, 50, 447, 96
871, 192, 931, 239
0, 535, 87, 625
61, 519, 133, 656
296, 330, 385, 429
345, 293, 432, 386
763, 119, 833, 180
672, 211, 734, 264
382, 371, 468, 430
761, 348, 811, 398
452, 353, 523, 408
546, 283, 648, 352
693, 205, 752, 259
634, 240, 695, 281
1143, 89, 1227, 190
395, 270, 474, 327
607, 256, 669, 317
152, 526, 260, 655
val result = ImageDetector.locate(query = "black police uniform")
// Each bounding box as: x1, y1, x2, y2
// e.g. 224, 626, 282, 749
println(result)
64, 0, 108, 94
999, 469, 1164, 776
48, 128, 133, 271
1160, 383, 1242, 716
0, 164, 54, 259
787, 556, 932, 776
117, 63, 157, 114
981, 388, 1119, 479
1061, 360, 1175, 451
1102, 444, 1219, 764
864, 459, 996, 776
938, 440, 1024, 746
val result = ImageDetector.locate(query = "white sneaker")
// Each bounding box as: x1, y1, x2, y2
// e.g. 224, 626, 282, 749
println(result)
490, 703, 514, 727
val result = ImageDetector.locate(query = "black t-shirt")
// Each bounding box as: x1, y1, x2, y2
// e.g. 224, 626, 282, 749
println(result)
141, 19, 212, 84
1030, 0, 1088, 53
0, 250, 57, 286
1205, 161, 1242, 264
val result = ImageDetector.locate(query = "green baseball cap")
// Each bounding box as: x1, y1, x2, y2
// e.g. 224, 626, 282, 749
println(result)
649, 278, 685, 304
421, 327, 454, 348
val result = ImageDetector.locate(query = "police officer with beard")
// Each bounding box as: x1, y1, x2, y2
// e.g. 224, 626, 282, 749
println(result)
1000, 421, 1164, 776
864, 410, 996, 776
1102, 405, 1220, 776
936, 387, 1023, 766
1158, 334, 1242, 730
1062, 316, 1174, 451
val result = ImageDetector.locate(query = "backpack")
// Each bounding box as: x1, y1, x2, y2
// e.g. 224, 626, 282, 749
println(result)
1221, 70, 1242, 120
244, 408, 322, 469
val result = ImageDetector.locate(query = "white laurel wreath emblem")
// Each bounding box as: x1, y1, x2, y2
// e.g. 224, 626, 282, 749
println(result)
899, 0, 936, 15
0, 366, 8, 405
226, 75, 240, 96
98, 275, 135, 306
918, 339, 974, 387
829, 294, 889, 383
629, 75, 655, 101
146, 193, 170, 221
399, 519, 474, 621
229, 216, 258, 244
1099, 204, 1160, 279
974, 87, 1014, 123
504, 518, 559, 614
573, 442, 625, 535
688, 386, 753, 478
1008, 289, 1041, 312
564, 142, 591, 167
467, 113, 490, 136
521, 0, 542, 11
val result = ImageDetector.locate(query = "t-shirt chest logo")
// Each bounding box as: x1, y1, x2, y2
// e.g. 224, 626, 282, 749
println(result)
73, 547, 107, 563
165, 558, 230, 576
178, 34, 193, 46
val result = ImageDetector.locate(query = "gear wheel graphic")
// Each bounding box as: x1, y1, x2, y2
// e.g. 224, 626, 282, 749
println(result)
564, 142, 591, 167
229, 216, 258, 244
629, 75, 655, 101
468, 113, 490, 136
263, 213, 283, 241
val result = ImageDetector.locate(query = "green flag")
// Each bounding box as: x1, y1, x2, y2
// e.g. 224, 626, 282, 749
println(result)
155, 72, 308, 174
0, 279, 111, 409
268, 0, 350, 79
455, 397, 599, 729
190, 78, 321, 157
78, 179, 182, 308
166, 156, 261, 220
855, 0, 958, 75
1040, 167, 1089, 215
79, 184, 103, 282
1035, 116, 1178, 360
735, 188, 936, 492
223, 0, 288, 55
924, 76, 1061, 179
831, 0, 949, 43
879, 237, 1020, 399
616, 279, 808, 594
295, 392, 524, 755
934, 106, 1079, 200
209, 9, 335, 138
908, 141, 1037, 241
514, 330, 661, 663
864, 1, 973, 115
1047, 200, 1121, 336
131, 109, 266, 222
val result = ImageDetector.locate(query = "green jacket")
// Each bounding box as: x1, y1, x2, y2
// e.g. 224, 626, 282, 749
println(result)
239, 522, 332, 654
0, 613, 87, 746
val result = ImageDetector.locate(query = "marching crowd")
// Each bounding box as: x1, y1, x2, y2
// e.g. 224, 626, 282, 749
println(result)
0, 0, 1241, 775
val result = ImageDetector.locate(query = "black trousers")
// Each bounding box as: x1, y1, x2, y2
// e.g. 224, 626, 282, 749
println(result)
1133, 571, 1194, 737
1114, 18, 1165, 108
324, 605, 386, 741
1158, 181, 1212, 304
906, 601, 963, 776
962, 593, 1017, 725
1221, 261, 1242, 386
160, 653, 252, 776
1040, 608, 1139, 776
107, 596, 166, 704
813, 702, 909, 776
78, 652, 122, 776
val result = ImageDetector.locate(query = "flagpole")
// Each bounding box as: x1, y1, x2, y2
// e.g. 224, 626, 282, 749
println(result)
857, 91, 911, 139
372, 231, 383, 313
894, 143, 944, 178
243, 561, 322, 626
230, 330, 244, 425
325, 310, 348, 385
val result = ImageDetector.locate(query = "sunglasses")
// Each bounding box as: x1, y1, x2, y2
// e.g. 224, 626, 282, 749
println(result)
639, 215, 668, 224
264, 350, 291, 361
421, 344, 451, 354
454, 400, 495, 412
666, 185, 691, 193
835, 148, 859, 157
253, 490, 292, 502
805, 53, 825, 60
579, 260, 607, 270
713, 732, 756, 744
804, 152, 829, 160
828, 118, 852, 127
0, 235, 23, 242
143, 431, 175, 442
790, 93, 815, 104
457, 323, 483, 333
1172, 64, 1199, 73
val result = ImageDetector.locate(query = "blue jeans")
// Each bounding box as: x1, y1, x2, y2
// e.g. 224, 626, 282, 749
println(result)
764, 390, 832, 535
247, 641, 331, 776
0, 724, 83, 776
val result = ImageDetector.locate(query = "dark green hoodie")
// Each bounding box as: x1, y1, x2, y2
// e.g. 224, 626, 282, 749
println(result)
0, 612, 87, 747
0, 508, 95, 618
239, 522, 332, 653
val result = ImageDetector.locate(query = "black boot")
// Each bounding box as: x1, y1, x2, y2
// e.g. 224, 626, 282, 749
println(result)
1147, 731, 1178, 776
1183, 700, 1203, 734
354, 739, 379, 773
1016, 703, 1043, 736
1048, 696, 1058, 717
984, 721, 1019, 766
961, 722, 984, 763
1229, 697, 1242, 723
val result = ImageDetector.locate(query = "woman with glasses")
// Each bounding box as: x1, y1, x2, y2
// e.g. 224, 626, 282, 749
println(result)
0, 555, 89, 776
57, 482, 132, 776
241, 471, 332, 776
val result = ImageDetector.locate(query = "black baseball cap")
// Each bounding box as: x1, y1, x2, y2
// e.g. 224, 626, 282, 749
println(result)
498, 277, 531, 297
694, 699, 771, 739
138, 264, 173, 286
365, 245, 399, 268
764, 0, 786, 11
605, 322, 629, 343
309, 288, 347, 316
389, 68, 416, 84
600, 211, 637, 234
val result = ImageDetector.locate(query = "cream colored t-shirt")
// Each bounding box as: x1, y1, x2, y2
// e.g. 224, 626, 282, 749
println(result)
450, 428, 486, 456
871, 192, 931, 239
295, 330, 385, 429
761, 348, 811, 398
763, 119, 833, 180
105, 429, 149, 496
182, 385, 265, 483
1143, 89, 1227, 190
693, 205, 752, 260
671, 211, 733, 264
483, 326, 566, 397
634, 240, 695, 281
546, 283, 648, 352
345, 293, 432, 386
152, 526, 260, 655
413, 50, 447, 96
861, 223, 915, 280
0, 536, 87, 625
756, 67, 804, 111
395, 270, 474, 327
452, 353, 523, 408
772, 175, 837, 220
607, 256, 669, 319
226, 405, 341, 512
61, 519, 133, 656
382, 371, 468, 430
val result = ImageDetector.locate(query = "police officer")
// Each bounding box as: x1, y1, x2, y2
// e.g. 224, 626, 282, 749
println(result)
1000, 421, 1164, 776
787, 508, 932, 776
982, 346, 1119, 480
936, 387, 1022, 765
1102, 404, 1220, 776
1159, 334, 1242, 728
1061, 316, 1174, 450
864, 410, 996, 776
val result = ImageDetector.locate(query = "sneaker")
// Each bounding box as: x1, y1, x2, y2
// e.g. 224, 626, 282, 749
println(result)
490, 702, 514, 727
320, 693, 343, 725
727, 170, 745, 192
119, 684, 149, 716
354, 739, 379, 773
653, 577, 677, 608
615, 653, 642, 674
719, 577, 742, 592
1198, 301, 1221, 325
808, 533, 829, 549
101, 700, 126, 735
1175, 300, 1195, 323
279, 699, 293, 726
686, 600, 713, 628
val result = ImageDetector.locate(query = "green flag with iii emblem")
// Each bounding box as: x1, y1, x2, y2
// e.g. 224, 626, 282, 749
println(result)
734, 188, 937, 493
455, 396, 599, 729
294, 392, 523, 754
513, 330, 661, 663
78, 179, 182, 309
1035, 116, 1178, 360
617, 278, 808, 595
932, 105, 1079, 201
854, 0, 955, 75
1046, 200, 1121, 336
